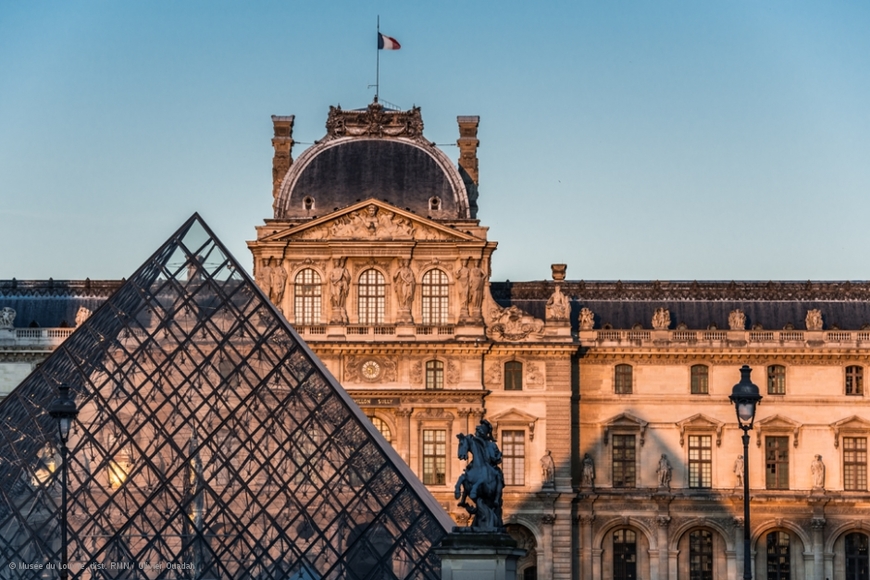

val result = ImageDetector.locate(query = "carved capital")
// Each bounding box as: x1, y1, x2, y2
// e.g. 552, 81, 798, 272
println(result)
732, 517, 744, 528
811, 518, 826, 530
578, 514, 595, 526
541, 514, 556, 525
656, 516, 671, 528
394, 408, 413, 418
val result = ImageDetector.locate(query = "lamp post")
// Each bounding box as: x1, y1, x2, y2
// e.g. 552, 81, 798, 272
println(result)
48, 384, 79, 580
729, 365, 762, 580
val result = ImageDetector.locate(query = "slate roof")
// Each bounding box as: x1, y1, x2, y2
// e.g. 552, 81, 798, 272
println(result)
0, 279, 122, 328
491, 280, 870, 331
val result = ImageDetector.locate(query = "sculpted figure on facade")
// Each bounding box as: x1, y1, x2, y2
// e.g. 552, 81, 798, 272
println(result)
734, 455, 744, 487
393, 259, 415, 319
545, 284, 570, 322
578, 307, 595, 331
0, 307, 16, 329
74, 306, 92, 327
328, 258, 350, 323
806, 309, 824, 331
269, 261, 287, 305
728, 309, 746, 331
541, 450, 556, 487
456, 258, 471, 317
811, 454, 825, 490
321, 204, 417, 240
487, 305, 545, 342
582, 453, 595, 488
468, 260, 486, 315
656, 454, 672, 489
455, 419, 504, 531
255, 258, 272, 296
652, 307, 671, 330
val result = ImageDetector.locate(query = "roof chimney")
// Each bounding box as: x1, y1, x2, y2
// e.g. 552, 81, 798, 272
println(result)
456, 116, 480, 186
271, 115, 295, 200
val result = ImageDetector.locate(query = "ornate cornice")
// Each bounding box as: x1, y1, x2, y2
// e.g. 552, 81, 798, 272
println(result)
345, 389, 487, 406
325, 103, 425, 140
578, 351, 870, 365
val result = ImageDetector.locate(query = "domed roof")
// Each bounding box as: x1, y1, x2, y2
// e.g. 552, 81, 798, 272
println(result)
274, 104, 471, 220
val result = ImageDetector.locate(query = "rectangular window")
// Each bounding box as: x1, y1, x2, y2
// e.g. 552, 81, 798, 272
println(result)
688, 435, 712, 488
765, 436, 789, 489
767, 365, 786, 395
612, 434, 637, 488
422, 429, 446, 485
502, 430, 525, 486
846, 366, 864, 396
691, 365, 709, 395
504, 362, 523, 391
615, 364, 633, 394
844, 437, 868, 491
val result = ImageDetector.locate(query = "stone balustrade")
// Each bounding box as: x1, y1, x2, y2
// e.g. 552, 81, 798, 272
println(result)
583, 328, 870, 347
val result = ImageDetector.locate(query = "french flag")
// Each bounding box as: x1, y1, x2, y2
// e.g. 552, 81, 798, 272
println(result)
378, 33, 401, 50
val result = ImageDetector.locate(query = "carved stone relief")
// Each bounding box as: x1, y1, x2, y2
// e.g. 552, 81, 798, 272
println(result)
410, 360, 423, 385
325, 102, 424, 139
526, 362, 545, 387
299, 205, 439, 241
578, 307, 595, 331
486, 305, 544, 342
446, 360, 461, 386
484, 363, 502, 386
74, 306, 92, 327
0, 307, 16, 329
728, 309, 746, 330
652, 308, 671, 330
344, 356, 398, 383
806, 309, 823, 331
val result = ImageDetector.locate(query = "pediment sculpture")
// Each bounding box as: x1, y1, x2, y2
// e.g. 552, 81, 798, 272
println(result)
728, 309, 746, 330
806, 309, 823, 331
486, 305, 544, 342
652, 307, 671, 330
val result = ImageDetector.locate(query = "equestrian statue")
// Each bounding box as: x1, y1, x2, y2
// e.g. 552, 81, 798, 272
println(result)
454, 419, 505, 531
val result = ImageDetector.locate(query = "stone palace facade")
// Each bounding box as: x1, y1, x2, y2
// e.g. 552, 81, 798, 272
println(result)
2, 102, 870, 580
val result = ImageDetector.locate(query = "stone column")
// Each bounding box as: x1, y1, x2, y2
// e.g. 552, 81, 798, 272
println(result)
733, 517, 745, 580
539, 515, 555, 580
578, 515, 595, 580
812, 518, 825, 580
395, 409, 413, 464
656, 516, 671, 580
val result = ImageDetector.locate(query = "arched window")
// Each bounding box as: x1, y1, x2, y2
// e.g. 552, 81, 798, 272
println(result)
766, 531, 790, 580
847, 366, 864, 396
358, 269, 386, 325
294, 268, 322, 325
425, 360, 444, 390
691, 365, 709, 394
369, 416, 392, 443
615, 364, 633, 394
613, 529, 637, 580
421, 269, 449, 325
768, 365, 786, 395
504, 361, 523, 391
689, 530, 714, 580
846, 533, 869, 580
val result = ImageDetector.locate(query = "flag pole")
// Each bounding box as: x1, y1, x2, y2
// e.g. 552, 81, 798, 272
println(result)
375, 15, 380, 103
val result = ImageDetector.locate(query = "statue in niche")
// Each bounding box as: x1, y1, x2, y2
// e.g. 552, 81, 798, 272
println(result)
806, 309, 823, 331
0, 307, 16, 329
581, 453, 595, 488
545, 284, 570, 321
541, 450, 556, 487
454, 419, 504, 531
811, 454, 825, 490
578, 307, 595, 331
393, 259, 415, 311
468, 260, 486, 313
74, 306, 92, 327
328, 257, 350, 323
729, 309, 746, 331
652, 308, 671, 330
456, 258, 471, 316
656, 454, 672, 489
733, 455, 744, 487
269, 260, 287, 305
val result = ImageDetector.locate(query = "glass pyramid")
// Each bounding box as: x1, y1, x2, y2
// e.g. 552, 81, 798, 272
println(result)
0, 214, 451, 579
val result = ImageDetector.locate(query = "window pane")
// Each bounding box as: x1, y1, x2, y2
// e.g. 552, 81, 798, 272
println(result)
369, 417, 392, 443
847, 366, 864, 396
765, 436, 789, 489
294, 268, 322, 325
358, 269, 385, 325
845, 533, 870, 580
691, 365, 709, 394
615, 365, 633, 394
613, 529, 637, 580
844, 437, 868, 491
767, 365, 786, 395
767, 531, 791, 580
423, 430, 446, 485
425, 360, 444, 390
505, 361, 523, 391
502, 430, 525, 486
612, 435, 637, 488
689, 435, 712, 488
421, 269, 449, 325
689, 530, 714, 580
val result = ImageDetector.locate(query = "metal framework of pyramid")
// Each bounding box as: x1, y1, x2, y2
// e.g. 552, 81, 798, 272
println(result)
0, 215, 451, 579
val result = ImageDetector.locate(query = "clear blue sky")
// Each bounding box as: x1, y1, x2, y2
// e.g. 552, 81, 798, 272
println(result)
2, 1, 868, 282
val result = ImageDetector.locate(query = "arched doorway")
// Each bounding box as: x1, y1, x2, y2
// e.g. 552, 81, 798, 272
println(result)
507, 524, 538, 579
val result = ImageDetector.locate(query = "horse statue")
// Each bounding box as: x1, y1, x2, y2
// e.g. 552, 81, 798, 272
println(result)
454, 419, 504, 531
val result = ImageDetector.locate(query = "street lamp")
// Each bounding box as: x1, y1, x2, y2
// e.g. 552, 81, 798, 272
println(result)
47, 384, 79, 580
729, 365, 762, 580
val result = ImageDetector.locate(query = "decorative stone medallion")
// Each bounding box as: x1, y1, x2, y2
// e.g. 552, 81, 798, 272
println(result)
361, 360, 382, 381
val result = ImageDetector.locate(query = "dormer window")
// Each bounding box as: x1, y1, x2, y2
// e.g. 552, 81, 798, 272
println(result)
302, 196, 315, 211
428, 196, 441, 211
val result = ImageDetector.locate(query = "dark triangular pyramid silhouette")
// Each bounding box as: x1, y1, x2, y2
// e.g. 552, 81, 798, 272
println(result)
0, 214, 451, 579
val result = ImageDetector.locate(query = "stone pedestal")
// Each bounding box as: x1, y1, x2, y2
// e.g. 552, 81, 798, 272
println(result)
435, 530, 526, 580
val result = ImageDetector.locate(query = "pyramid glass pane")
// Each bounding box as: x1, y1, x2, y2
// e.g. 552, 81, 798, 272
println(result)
0, 214, 451, 579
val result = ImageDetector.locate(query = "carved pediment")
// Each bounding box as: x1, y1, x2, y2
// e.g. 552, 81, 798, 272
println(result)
488, 408, 539, 441
261, 200, 480, 243
755, 414, 802, 447
831, 415, 870, 447
676, 414, 725, 447
603, 413, 648, 446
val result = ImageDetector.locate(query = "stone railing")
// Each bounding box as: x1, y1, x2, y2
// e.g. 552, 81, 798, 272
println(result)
0, 327, 75, 348
584, 329, 870, 348
295, 324, 462, 341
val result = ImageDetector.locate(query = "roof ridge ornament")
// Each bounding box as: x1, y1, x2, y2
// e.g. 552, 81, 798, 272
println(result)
325, 102, 424, 140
